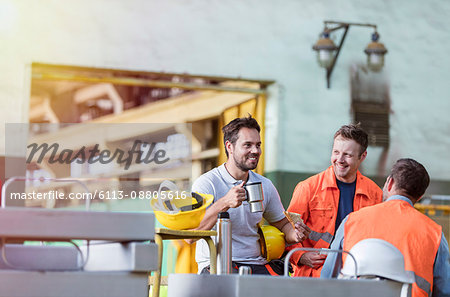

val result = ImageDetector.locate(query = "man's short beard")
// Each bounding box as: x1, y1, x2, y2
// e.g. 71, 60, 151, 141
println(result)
234, 155, 258, 171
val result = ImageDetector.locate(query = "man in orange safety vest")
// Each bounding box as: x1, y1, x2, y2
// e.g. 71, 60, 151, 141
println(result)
322, 158, 450, 297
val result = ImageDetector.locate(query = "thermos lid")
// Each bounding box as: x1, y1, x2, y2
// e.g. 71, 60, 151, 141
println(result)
245, 182, 262, 186
218, 211, 230, 219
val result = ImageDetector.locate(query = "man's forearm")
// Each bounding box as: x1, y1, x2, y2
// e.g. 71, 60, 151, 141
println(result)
271, 217, 297, 243
280, 221, 296, 243
197, 199, 229, 230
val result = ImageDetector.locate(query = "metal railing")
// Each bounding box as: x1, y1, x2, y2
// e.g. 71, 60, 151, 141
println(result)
283, 247, 357, 277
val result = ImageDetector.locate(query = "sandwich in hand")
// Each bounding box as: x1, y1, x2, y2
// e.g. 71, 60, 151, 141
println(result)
284, 211, 304, 228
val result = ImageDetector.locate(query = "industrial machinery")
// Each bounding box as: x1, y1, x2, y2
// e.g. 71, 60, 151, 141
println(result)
168, 241, 413, 297
167, 274, 411, 297
0, 177, 158, 297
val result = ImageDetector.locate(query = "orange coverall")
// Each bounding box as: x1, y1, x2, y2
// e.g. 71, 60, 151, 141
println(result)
286, 166, 382, 277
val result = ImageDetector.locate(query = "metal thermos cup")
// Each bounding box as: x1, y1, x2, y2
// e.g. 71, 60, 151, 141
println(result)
244, 182, 264, 213
216, 212, 232, 275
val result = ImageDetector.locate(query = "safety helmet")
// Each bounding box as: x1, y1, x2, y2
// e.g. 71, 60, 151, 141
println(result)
151, 191, 213, 230
341, 238, 414, 284
258, 225, 285, 261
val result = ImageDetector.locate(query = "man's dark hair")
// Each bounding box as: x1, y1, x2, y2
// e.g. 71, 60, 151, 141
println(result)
334, 123, 368, 157
222, 115, 260, 157
390, 158, 430, 201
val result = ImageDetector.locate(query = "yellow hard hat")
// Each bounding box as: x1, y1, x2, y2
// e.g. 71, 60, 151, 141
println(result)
151, 192, 213, 230
258, 225, 286, 261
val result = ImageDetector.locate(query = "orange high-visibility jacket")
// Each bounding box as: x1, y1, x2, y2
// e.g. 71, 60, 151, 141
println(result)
343, 199, 442, 297
287, 166, 382, 277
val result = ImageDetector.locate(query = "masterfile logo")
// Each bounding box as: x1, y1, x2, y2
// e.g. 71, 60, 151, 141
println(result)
5, 123, 192, 178
27, 140, 170, 170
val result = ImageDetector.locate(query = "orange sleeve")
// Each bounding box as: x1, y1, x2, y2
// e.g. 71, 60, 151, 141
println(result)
285, 181, 311, 265
376, 188, 383, 204
368, 180, 383, 205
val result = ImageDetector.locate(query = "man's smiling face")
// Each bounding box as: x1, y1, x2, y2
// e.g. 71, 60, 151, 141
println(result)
229, 127, 261, 172
331, 135, 366, 183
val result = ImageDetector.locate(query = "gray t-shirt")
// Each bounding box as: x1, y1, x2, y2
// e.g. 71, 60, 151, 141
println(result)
192, 164, 285, 272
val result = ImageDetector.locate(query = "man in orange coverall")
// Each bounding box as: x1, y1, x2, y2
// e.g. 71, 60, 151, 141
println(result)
286, 124, 383, 277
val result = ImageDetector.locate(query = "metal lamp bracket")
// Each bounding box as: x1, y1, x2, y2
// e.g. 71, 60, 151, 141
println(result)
321, 21, 378, 88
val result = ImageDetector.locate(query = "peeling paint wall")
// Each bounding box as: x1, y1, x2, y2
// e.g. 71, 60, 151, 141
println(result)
1, 0, 449, 181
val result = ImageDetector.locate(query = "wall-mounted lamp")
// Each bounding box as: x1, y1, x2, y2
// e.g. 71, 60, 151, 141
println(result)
313, 21, 388, 88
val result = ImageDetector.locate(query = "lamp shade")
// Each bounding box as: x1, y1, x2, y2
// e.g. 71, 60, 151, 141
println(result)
364, 32, 388, 72
313, 32, 338, 68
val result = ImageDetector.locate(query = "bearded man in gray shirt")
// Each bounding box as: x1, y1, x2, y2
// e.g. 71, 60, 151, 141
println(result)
192, 116, 310, 275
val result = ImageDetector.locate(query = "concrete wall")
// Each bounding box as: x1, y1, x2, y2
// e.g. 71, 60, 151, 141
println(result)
1, 0, 449, 185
